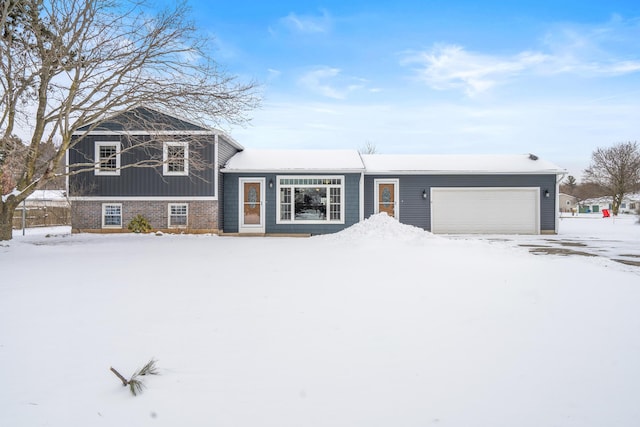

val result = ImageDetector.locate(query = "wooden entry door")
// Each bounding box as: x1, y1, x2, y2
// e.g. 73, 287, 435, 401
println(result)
239, 178, 265, 233
375, 179, 399, 218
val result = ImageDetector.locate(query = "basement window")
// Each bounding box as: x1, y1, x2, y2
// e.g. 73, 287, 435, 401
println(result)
102, 203, 122, 228
168, 203, 188, 228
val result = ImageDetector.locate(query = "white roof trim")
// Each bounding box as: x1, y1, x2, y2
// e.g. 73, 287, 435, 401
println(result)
69, 196, 218, 201
361, 154, 566, 175
221, 168, 366, 174
363, 169, 566, 175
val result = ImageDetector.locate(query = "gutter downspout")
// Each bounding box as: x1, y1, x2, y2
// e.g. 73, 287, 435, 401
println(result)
555, 171, 568, 234
357, 152, 365, 222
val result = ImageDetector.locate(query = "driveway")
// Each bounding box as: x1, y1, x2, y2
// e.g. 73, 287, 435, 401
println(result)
448, 215, 640, 268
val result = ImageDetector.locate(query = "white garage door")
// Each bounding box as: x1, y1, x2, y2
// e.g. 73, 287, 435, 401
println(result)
431, 187, 539, 234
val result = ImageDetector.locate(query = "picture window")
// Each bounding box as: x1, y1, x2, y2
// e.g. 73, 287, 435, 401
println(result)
277, 176, 344, 223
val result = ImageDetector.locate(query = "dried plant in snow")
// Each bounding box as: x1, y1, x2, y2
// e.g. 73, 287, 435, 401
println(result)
110, 358, 159, 396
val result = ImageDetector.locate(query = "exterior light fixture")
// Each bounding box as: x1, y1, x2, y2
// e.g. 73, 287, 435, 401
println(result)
544, 189, 549, 198
422, 189, 427, 199
269, 179, 273, 188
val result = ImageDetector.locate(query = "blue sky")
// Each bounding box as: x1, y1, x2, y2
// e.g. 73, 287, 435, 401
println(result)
187, 0, 640, 179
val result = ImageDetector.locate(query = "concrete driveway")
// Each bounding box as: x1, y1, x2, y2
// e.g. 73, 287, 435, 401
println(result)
448, 215, 640, 268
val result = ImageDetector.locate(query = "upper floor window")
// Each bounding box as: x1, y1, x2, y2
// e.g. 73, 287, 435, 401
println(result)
163, 141, 189, 176
95, 142, 120, 175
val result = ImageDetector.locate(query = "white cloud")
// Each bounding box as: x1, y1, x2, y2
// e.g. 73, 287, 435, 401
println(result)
402, 44, 549, 96
280, 10, 332, 34
297, 67, 368, 99
267, 68, 282, 81
602, 61, 640, 74
231, 96, 640, 179
403, 18, 640, 96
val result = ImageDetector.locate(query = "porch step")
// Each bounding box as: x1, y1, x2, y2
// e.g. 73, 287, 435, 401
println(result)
219, 232, 311, 238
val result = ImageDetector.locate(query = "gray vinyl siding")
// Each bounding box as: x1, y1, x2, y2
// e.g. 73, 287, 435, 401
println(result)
364, 174, 557, 232
68, 134, 217, 197
223, 173, 361, 235
76, 107, 207, 132
217, 138, 242, 227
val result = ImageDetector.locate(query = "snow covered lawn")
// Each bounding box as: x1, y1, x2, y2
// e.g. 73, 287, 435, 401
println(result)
2, 215, 640, 426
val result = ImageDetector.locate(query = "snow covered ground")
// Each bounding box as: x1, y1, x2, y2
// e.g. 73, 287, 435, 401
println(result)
2, 214, 640, 427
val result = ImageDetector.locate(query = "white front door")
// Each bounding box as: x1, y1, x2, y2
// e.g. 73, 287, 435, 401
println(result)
239, 178, 265, 233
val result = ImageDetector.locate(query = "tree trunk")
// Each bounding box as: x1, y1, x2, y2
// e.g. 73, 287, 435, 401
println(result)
612, 193, 623, 216
0, 210, 14, 241
0, 201, 17, 241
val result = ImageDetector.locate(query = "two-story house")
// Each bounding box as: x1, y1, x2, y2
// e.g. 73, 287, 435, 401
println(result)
68, 107, 566, 235
67, 107, 242, 233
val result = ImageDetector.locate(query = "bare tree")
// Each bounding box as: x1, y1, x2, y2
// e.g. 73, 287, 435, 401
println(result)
0, 0, 259, 240
563, 175, 577, 194
358, 141, 378, 154
583, 142, 640, 215
571, 182, 609, 202
1, 135, 63, 193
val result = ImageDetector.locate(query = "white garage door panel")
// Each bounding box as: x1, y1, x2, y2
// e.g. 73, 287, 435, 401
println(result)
431, 188, 539, 234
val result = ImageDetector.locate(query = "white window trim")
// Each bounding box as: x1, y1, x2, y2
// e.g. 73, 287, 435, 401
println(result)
163, 141, 189, 176
101, 203, 123, 228
94, 141, 120, 176
168, 203, 188, 228
373, 178, 400, 219
68, 196, 217, 201
276, 175, 345, 225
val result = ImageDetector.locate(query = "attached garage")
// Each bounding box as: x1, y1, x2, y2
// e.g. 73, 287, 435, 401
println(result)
431, 187, 539, 234
362, 153, 566, 235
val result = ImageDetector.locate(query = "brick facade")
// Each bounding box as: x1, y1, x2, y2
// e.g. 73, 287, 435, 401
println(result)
71, 200, 219, 233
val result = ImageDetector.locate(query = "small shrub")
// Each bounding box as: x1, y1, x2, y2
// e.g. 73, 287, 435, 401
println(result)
127, 215, 152, 233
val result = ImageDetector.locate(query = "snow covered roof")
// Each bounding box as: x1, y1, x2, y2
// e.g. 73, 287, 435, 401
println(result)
27, 190, 67, 201
581, 193, 640, 205
222, 150, 566, 175
361, 153, 566, 175
2, 189, 67, 203
222, 149, 366, 172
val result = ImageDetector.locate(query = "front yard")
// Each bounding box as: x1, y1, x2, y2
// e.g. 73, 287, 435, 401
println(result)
2, 214, 640, 426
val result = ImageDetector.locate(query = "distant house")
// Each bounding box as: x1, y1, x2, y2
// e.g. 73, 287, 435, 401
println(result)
578, 194, 640, 214
24, 190, 69, 208
66, 107, 567, 235
578, 197, 608, 214
559, 193, 578, 213
13, 190, 70, 228
621, 194, 640, 213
